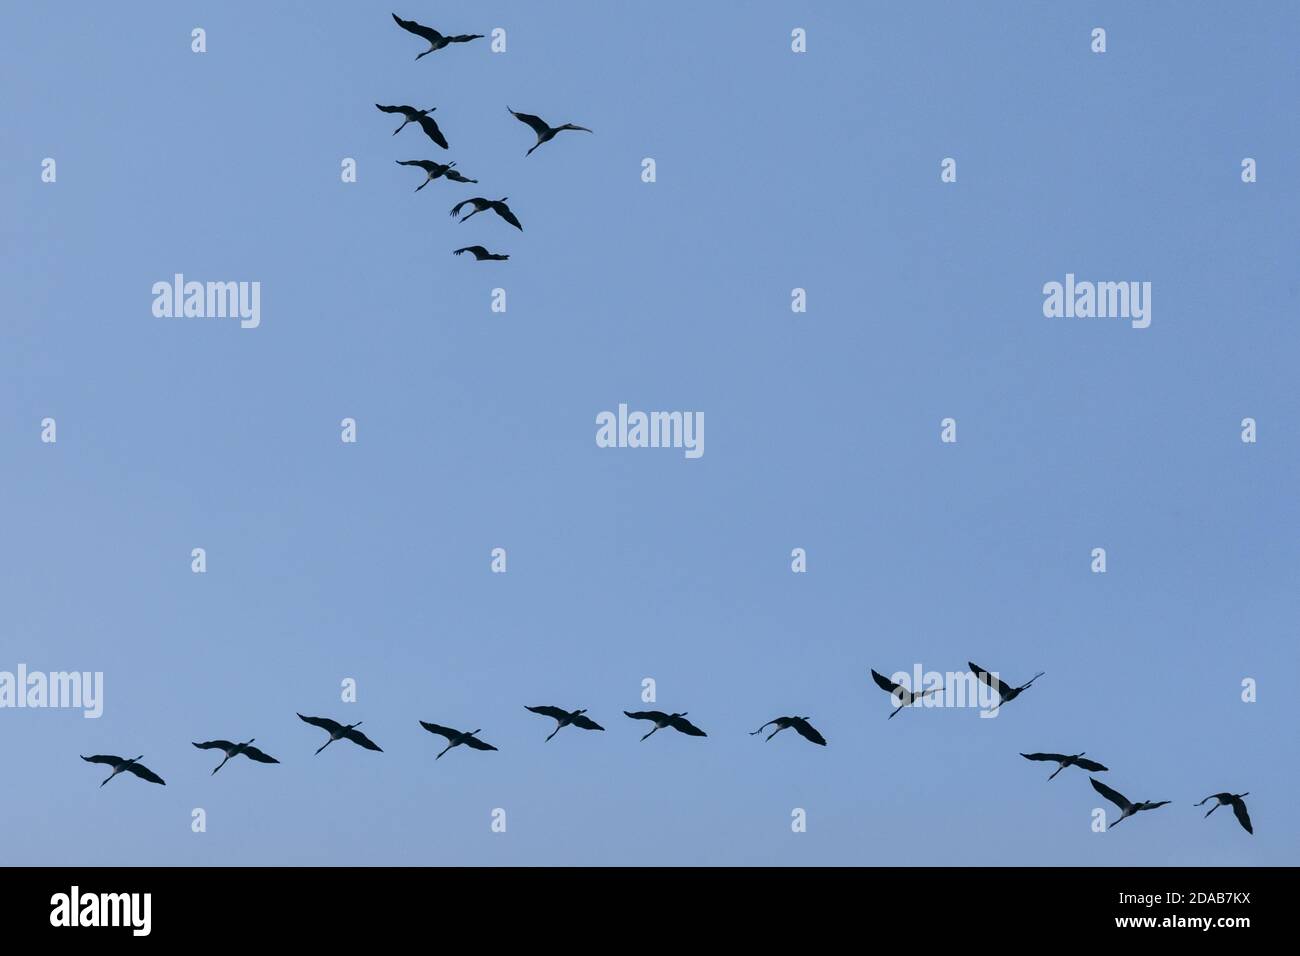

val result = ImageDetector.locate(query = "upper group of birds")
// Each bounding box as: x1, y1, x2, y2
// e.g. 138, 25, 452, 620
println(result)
378, 12, 591, 262
78, 661, 1254, 836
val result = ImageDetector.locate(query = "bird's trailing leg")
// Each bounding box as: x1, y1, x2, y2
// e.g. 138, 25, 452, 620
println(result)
315, 738, 335, 756
640, 726, 658, 742
546, 725, 561, 742
436, 743, 453, 759
1048, 764, 1065, 781
393, 120, 410, 136
213, 755, 231, 775
1204, 804, 1219, 818
766, 726, 787, 741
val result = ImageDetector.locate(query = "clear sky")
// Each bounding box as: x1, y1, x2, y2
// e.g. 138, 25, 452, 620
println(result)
1, 1, 1297, 866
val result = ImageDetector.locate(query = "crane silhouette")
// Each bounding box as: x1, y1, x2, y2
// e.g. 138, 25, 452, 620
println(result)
1195, 792, 1253, 834
192, 738, 280, 775
870, 669, 941, 719
419, 722, 498, 759
80, 754, 165, 787
525, 706, 604, 741
375, 104, 448, 148
1020, 751, 1108, 780
391, 13, 483, 60
508, 107, 592, 156
624, 710, 706, 741
749, 716, 826, 745
297, 714, 383, 755
397, 160, 478, 191
969, 661, 1044, 712
450, 197, 523, 231
453, 245, 509, 261
1090, 777, 1170, 828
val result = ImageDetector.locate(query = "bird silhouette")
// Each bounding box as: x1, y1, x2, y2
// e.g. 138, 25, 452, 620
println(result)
525, 706, 605, 741
391, 13, 483, 60
1195, 792, 1253, 834
192, 738, 280, 775
1020, 751, 1108, 780
969, 661, 1044, 712
397, 160, 477, 191
749, 716, 826, 745
80, 754, 165, 787
419, 722, 498, 759
508, 107, 592, 156
624, 710, 706, 741
1090, 777, 1170, 828
453, 245, 509, 261
870, 669, 941, 719
375, 104, 448, 148
450, 197, 523, 230
297, 714, 383, 755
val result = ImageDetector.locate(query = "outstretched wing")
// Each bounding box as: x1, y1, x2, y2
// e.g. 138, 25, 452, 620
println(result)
193, 740, 233, 751
241, 745, 279, 764
668, 715, 707, 737
453, 246, 487, 257
1074, 757, 1109, 772
526, 705, 569, 721
1231, 799, 1253, 834
81, 754, 121, 766
969, 662, 1013, 698
447, 34, 484, 44
450, 199, 476, 218
1142, 800, 1171, 811
463, 737, 498, 752
343, 728, 382, 752
419, 721, 459, 740
124, 763, 166, 785
375, 103, 410, 115
624, 710, 662, 722
791, 718, 827, 746
508, 107, 550, 136
416, 114, 448, 149
396, 159, 437, 172
298, 713, 343, 734
1090, 777, 1129, 810
570, 714, 604, 731
443, 169, 477, 183
392, 13, 443, 43
492, 203, 523, 231
1020, 752, 1067, 763
870, 669, 902, 695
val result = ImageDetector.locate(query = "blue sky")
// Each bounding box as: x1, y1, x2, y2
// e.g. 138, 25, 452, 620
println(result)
1, 1, 1297, 865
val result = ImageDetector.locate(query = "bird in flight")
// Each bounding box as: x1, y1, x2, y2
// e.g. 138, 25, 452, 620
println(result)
391, 13, 484, 60
969, 661, 1044, 712
419, 722, 499, 760
453, 245, 509, 261
297, 714, 383, 755
1090, 777, 1170, 829
397, 160, 478, 191
450, 197, 523, 231
192, 738, 280, 775
80, 754, 165, 788
749, 715, 827, 746
1195, 792, 1253, 834
525, 705, 605, 741
508, 107, 592, 156
870, 669, 941, 719
624, 710, 707, 741
375, 104, 448, 149
1020, 751, 1108, 781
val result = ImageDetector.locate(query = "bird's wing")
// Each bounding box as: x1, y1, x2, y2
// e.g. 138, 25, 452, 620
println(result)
344, 728, 383, 752
493, 203, 523, 230
1090, 777, 1130, 809
396, 159, 436, 172
870, 669, 902, 694
241, 746, 279, 764
1230, 799, 1253, 834
450, 199, 475, 218
124, 763, 166, 785
463, 737, 498, 752
1143, 801, 1171, 810
298, 713, 343, 734
81, 754, 121, 765
624, 710, 660, 722
419, 721, 460, 740
392, 14, 442, 42
444, 170, 476, 183
448, 34, 484, 43
570, 714, 604, 731
669, 715, 707, 737
192, 740, 233, 751
508, 107, 550, 135
375, 103, 406, 114
526, 705, 569, 720
791, 718, 827, 746
1074, 758, 1108, 772
416, 114, 448, 148
1020, 752, 1065, 762
559, 124, 593, 133
968, 662, 1012, 698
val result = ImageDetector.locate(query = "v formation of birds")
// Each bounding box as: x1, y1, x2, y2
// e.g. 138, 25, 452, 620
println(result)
380, 13, 591, 262
73, 12, 1255, 843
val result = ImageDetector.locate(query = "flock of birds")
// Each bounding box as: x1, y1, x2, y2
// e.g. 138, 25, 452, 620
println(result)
378, 12, 591, 262
78, 662, 1254, 835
